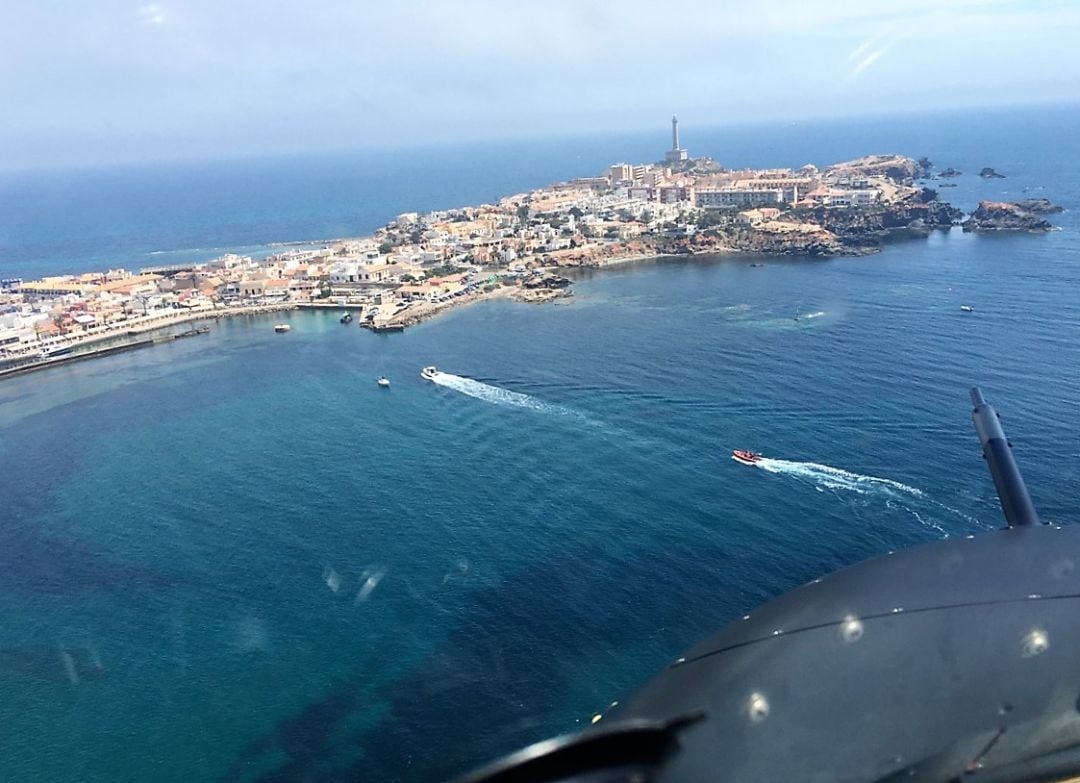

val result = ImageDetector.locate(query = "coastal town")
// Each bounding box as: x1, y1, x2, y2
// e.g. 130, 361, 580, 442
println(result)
0, 118, 1057, 375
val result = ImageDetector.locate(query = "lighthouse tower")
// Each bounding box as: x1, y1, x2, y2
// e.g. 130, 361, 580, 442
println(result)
665, 115, 688, 163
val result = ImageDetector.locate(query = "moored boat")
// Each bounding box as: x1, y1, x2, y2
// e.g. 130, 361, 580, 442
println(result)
377, 376, 390, 387
274, 324, 292, 333
341, 312, 353, 323
732, 449, 763, 465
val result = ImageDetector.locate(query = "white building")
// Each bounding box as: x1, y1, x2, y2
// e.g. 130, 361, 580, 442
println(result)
696, 188, 783, 209
807, 188, 880, 207
0, 312, 46, 350
328, 262, 363, 284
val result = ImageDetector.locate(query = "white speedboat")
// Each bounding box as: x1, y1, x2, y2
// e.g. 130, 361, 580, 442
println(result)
377, 376, 390, 388
274, 324, 292, 333
960, 305, 974, 313
421, 366, 438, 381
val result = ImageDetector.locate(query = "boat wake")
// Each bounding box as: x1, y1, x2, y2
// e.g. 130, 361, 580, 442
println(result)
430, 372, 579, 418
800, 311, 826, 320
754, 458, 923, 497
748, 457, 981, 535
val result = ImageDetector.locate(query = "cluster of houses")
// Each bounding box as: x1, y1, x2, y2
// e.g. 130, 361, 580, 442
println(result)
1, 153, 900, 357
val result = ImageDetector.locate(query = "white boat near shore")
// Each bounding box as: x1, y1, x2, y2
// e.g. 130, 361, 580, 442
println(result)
274, 324, 292, 333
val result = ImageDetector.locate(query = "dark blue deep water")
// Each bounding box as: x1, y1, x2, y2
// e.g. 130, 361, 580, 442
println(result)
1, 105, 1080, 781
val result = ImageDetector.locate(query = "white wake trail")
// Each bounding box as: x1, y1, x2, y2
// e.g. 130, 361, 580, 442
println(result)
753, 458, 924, 498
430, 372, 578, 417
744, 457, 982, 535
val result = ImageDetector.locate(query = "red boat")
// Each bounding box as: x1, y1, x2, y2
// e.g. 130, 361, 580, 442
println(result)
732, 450, 763, 465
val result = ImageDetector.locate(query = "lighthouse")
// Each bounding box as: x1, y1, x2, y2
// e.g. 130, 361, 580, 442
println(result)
665, 115, 688, 163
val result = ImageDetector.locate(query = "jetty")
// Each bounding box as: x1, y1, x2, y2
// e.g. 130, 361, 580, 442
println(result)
0, 326, 210, 381
0, 339, 157, 379
363, 322, 405, 333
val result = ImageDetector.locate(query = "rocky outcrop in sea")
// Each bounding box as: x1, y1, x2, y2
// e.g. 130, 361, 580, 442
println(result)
1013, 198, 1063, 214
961, 201, 1053, 232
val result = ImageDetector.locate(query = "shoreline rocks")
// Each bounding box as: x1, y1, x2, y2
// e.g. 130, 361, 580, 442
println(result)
513, 287, 573, 304
793, 193, 963, 249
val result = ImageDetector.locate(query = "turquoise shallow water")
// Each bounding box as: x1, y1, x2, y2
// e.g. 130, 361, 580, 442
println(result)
1, 106, 1080, 781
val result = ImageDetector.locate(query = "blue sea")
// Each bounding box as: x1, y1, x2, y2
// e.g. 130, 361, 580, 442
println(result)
1, 104, 1080, 782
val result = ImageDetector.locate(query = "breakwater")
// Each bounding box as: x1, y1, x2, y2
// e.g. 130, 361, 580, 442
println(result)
0, 339, 158, 379
0, 327, 213, 380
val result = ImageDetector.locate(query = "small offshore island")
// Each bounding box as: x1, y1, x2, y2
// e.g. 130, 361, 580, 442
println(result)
0, 118, 1059, 376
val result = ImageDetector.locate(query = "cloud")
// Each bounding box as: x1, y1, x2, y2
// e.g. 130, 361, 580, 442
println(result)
2, 0, 1080, 168
137, 3, 166, 27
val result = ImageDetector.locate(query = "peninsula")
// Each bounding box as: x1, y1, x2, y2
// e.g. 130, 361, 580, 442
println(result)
0, 118, 1056, 373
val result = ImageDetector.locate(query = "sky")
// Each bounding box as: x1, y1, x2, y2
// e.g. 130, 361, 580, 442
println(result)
1, 0, 1079, 169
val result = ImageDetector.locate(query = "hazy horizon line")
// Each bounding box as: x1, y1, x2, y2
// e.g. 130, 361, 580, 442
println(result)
3, 96, 1077, 176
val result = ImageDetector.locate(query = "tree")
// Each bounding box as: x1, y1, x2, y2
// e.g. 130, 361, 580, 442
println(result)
427, 264, 467, 278
641, 209, 654, 224
617, 208, 634, 222
697, 210, 726, 229
378, 241, 393, 255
